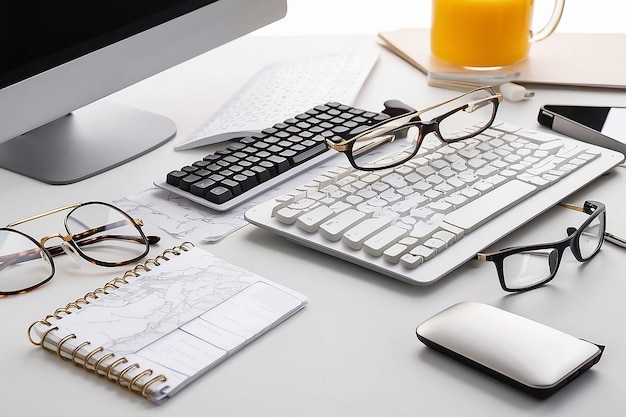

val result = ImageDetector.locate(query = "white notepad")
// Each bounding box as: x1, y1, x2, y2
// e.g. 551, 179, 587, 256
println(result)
28, 243, 307, 404
378, 28, 626, 90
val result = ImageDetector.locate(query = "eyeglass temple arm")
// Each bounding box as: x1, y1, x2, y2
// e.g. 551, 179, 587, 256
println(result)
45, 233, 159, 259
0, 235, 160, 268
0, 221, 159, 267
0, 235, 160, 267
475, 253, 488, 261
476, 203, 588, 261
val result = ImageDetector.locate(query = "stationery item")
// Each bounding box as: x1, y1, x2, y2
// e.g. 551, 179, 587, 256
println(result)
431, 0, 564, 68
27, 243, 308, 404
416, 302, 604, 398
378, 28, 626, 90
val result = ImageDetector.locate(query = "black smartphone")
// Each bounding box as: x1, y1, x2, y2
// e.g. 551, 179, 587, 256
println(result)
538, 105, 626, 155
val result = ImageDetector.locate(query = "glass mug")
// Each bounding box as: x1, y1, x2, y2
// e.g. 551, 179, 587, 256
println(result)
431, 0, 566, 68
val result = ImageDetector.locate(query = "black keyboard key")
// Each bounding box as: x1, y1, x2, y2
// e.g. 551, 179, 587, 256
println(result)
206, 186, 233, 204
221, 178, 242, 196
233, 173, 256, 192
267, 155, 291, 174
190, 178, 216, 197
179, 174, 202, 191
259, 160, 278, 177
166, 170, 187, 186
290, 142, 327, 165
250, 165, 271, 182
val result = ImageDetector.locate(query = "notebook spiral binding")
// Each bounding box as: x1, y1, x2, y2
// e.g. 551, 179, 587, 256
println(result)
27, 241, 195, 401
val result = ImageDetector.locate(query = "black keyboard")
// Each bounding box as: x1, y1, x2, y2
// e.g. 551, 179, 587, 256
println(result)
155, 102, 390, 211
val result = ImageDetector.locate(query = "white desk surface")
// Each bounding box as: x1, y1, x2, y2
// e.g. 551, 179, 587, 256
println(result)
3, 31, 626, 416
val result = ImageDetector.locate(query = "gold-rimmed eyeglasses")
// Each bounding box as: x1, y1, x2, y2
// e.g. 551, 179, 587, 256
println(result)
0, 201, 159, 296
325, 86, 503, 170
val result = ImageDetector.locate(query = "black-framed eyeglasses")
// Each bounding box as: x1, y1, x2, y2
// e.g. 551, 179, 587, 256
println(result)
476, 200, 605, 292
0, 201, 159, 296
325, 86, 503, 171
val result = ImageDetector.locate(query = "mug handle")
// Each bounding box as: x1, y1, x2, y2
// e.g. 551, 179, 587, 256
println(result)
530, 0, 566, 42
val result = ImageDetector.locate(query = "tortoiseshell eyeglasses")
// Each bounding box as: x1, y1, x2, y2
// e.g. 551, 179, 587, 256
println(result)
0, 201, 159, 295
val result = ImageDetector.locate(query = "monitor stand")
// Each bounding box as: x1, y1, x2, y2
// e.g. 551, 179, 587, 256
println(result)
0, 101, 176, 184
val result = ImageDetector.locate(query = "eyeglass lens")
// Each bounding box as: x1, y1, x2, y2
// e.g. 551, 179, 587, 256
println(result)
578, 212, 604, 260
501, 210, 605, 291
351, 124, 422, 170
421, 88, 497, 140
351, 88, 497, 170
501, 249, 559, 291
0, 230, 54, 294
65, 202, 149, 265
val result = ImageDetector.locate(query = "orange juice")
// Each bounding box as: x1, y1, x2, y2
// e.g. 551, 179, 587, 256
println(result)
431, 0, 534, 68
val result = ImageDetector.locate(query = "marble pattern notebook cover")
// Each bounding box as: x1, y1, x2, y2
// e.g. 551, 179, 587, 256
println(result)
28, 243, 307, 404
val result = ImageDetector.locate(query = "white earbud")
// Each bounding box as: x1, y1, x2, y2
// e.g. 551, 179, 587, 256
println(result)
499, 82, 535, 101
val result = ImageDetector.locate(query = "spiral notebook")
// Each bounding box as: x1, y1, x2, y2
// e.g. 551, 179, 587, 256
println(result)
27, 243, 307, 404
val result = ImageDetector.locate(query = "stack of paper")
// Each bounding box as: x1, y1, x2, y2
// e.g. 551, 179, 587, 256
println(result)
378, 28, 626, 90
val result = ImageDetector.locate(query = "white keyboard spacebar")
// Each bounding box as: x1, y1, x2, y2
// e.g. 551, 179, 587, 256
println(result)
443, 180, 537, 233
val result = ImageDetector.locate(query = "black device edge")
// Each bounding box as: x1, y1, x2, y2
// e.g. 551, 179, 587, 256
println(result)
415, 332, 604, 399
537, 105, 626, 156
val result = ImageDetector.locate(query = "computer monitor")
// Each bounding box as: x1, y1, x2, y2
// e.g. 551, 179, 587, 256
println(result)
0, 0, 287, 184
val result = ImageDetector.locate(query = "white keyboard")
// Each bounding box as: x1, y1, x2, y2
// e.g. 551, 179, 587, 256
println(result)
175, 50, 380, 150
245, 121, 624, 286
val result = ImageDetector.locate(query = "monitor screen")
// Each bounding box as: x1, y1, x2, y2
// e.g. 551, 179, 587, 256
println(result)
0, 0, 287, 184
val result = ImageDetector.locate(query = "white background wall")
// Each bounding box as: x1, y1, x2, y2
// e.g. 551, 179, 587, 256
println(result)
256, 0, 626, 35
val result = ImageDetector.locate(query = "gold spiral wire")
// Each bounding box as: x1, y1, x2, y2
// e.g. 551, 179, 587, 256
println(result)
27, 243, 193, 400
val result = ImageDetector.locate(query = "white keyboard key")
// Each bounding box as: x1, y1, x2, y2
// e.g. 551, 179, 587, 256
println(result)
485, 174, 507, 187
276, 207, 305, 225
343, 217, 391, 250
445, 194, 468, 208
411, 245, 436, 261
429, 200, 454, 214
441, 222, 465, 241
423, 237, 447, 253
383, 243, 409, 263
490, 122, 520, 133
557, 144, 586, 159
473, 180, 493, 193
409, 220, 441, 243
328, 200, 352, 214
400, 252, 424, 269
460, 187, 480, 201
363, 226, 409, 257
433, 230, 457, 246
443, 179, 537, 232
516, 128, 560, 143
319, 209, 369, 242
296, 205, 335, 233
